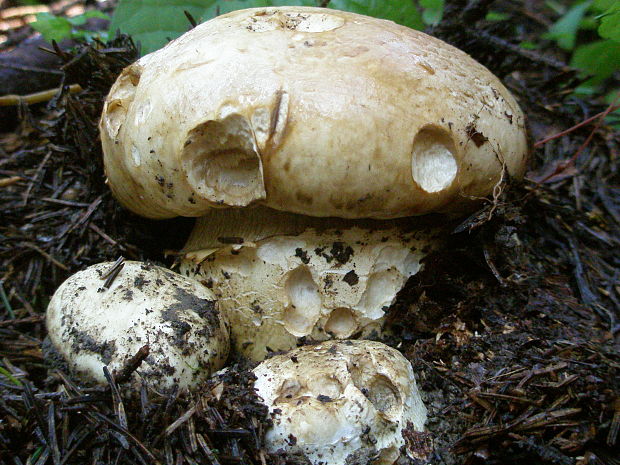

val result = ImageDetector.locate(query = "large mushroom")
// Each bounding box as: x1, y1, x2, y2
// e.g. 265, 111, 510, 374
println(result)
99, 6, 528, 361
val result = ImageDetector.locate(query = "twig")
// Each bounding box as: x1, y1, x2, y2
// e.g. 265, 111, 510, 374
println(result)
90, 411, 161, 465
566, 92, 620, 165
0, 176, 21, 187
0, 280, 15, 318
184, 10, 197, 28
22, 243, 68, 271
165, 405, 197, 437
0, 84, 82, 107
196, 434, 221, 465
89, 223, 119, 246
102, 258, 125, 289
23, 151, 51, 206
41, 197, 91, 207
113, 345, 149, 384
534, 104, 620, 148
608, 398, 620, 446
0, 315, 44, 327
103, 367, 128, 430
535, 92, 620, 184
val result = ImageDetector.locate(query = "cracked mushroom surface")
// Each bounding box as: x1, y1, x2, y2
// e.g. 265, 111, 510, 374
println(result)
253, 340, 427, 465
180, 207, 442, 361
101, 6, 528, 220
45, 261, 229, 389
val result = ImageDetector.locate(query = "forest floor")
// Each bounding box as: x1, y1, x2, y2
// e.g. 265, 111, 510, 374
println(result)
0, 0, 618, 464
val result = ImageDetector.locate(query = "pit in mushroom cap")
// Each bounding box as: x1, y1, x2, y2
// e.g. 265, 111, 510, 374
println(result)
180, 207, 443, 361
100, 6, 528, 220
253, 340, 428, 465
45, 261, 230, 389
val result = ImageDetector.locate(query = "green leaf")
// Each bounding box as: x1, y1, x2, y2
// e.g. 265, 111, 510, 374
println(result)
545, 0, 566, 16
31, 12, 73, 42
420, 0, 444, 25
598, 4, 620, 42
110, 0, 238, 55
31, 11, 110, 43
592, 0, 616, 13
519, 41, 539, 50
67, 10, 110, 26
544, 0, 592, 50
109, 0, 424, 55
330, 0, 424, 30
604, 89, 620, 129
571, 39, 620, 86
485, 11, 510, 22
579, 15, 599, 30
0, 366, 22, 386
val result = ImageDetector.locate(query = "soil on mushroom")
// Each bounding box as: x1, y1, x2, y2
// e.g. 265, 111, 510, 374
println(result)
1, 1, 618, 464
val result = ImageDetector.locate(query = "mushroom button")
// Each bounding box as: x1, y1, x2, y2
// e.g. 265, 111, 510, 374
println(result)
100, 7, 528, 220
45, 261, 229, 389
253, 340, 427, 465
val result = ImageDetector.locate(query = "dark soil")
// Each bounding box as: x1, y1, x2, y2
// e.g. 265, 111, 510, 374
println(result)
1, 1, 618, 464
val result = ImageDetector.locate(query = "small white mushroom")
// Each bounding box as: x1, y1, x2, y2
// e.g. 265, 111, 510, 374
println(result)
180, 207, 442, 361
253, 340, 427, 465
45, 261, 229, 389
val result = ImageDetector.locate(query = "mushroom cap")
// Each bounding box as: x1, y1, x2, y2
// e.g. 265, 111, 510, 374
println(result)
45, 261, 229, 389
180, 207, 442, 361
253, 340, 427, 465
101, 6, 528, 220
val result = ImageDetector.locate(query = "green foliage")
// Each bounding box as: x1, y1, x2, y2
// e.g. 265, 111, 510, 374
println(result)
544, 0, 619, 114
571, 39, 620, 87
598, 2, 620, 41
519, 40, 539, 50
31, 13, 73, 42
544, 1, 592, 50
32, 11, 110, 43
486, 11, 511, 22
109, 0, 432, 55
419, 0, 444, 26
0, 365, 22, 386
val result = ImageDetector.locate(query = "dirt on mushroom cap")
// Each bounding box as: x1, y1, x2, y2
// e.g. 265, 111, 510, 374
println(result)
45, 261, 230, 389
253, 340, 427, 465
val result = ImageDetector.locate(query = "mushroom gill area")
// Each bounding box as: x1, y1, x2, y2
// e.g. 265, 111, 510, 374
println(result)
282, 265, 322, 337
180, 205, 444, 360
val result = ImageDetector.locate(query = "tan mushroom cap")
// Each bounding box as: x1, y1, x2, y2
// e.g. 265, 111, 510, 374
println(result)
101, 7, 528, 220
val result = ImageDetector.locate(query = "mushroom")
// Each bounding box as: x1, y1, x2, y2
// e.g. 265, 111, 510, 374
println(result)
45, 261, 229, 389
100, 6, 528, 220
252, 340, 427, 465
180, 206, 442, 361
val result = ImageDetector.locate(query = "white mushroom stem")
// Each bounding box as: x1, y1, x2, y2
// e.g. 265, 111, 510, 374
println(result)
45, 261, 230, 389
253, 340, 428, 465
180, 207, 443, 361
